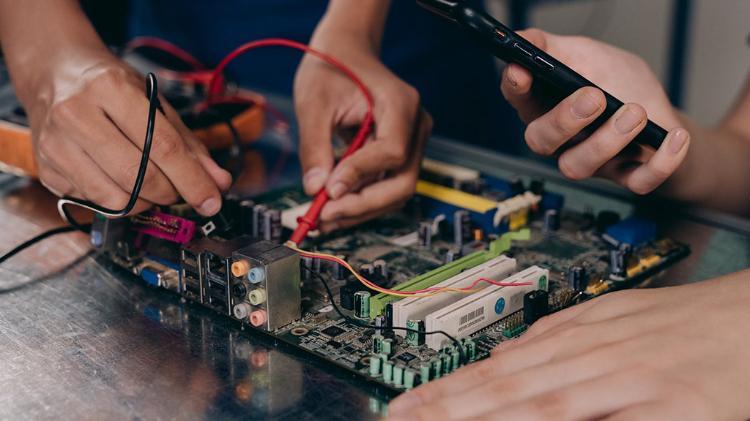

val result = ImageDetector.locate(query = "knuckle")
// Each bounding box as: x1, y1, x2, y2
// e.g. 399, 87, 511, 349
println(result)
85, 184, 126, 210
382, 147, 408, 168
93, 66, 129, 90
36, 134, 58, 162
152, 133, 183, 158
532, 390, 572, 419
524, 126, 552, 156
551, 109, 578, 138
48, 99, 80, 127
558, 154, 588, 180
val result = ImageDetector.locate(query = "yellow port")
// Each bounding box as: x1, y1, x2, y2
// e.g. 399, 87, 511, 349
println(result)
248, 289, 267, 305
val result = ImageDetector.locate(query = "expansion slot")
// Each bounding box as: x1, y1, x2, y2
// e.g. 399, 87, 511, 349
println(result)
369, 229, 531, 318
424, 266, 548, 350
392, 255, 517, 335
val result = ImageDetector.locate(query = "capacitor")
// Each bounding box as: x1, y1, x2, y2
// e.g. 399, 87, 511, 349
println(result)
543, 209, 560, 233
393, 364, 405, 387
530, 178, 545, 195
332, 255, 347, 281
523, 289, 550, 325
464, 339, 477, 361
353, 291, 371, 319
568, 265, 587, 292
403, 369, 417, 389
406, 319, 425, 346
374, 315, 386, 329
373, 259, 388, 280
263, 209, 282, 242
383, 360, 394, 384
451, 349, 460, 369
510, 176, 525, 196
339, 281, 357, 311
418, 221, 432, 248
369, 354, 382, 377
420, 362, 431, 384
372, 334, 384, 354
609, 249, 626, 279
430, 357, 442, 379
382, 338, 394, 357
453, 210, 472, 247
441, 352, 452, 374
360, 263, 375, 277
301, 256, 314, 282
252, 204, 267, 238
238, 199, 255, 235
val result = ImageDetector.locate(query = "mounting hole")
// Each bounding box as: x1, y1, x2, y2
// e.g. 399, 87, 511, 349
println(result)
291, 327, 309, 336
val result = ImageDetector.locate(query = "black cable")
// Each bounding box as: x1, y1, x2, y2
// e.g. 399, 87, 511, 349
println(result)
302, 265, 467, 364
0, 225, 85, 265
57, 72, 162, 232
2, 73, 160, 265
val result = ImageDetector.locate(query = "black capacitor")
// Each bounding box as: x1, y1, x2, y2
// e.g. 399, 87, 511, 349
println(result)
301, 256, 314, 281
568, 265, 587, 292
339, 281, 358, 311
543, 209, 560, 233
596, 210, 621, 233
373, 259, 388, 280
360, 263, 375, 277
523, 290, 550, 325
332, 255, 347, 281
609, 244, 631, 279
510, 176, 525, 196
530, 178, 545, 195
418, 221, 432, 248
252, 204, 267, 238
263, 209, 282, 243
453, 210, 472, 247
238, 199, 255, 236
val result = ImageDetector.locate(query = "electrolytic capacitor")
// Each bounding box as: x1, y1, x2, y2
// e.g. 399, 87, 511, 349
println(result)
332, 255, 347, 281
404, 369, 416, 389
262, 209, 282, 242
453, 210, 471, 247
523, 289, 550, 325
420, 362, 431, 383
238, 199, 255, 235
369, 354, 382, 377
301, 256, 314, 281
372, 334, 384, 354
382, 338, 394, 356
568, 265, 587, 292
353, 291, 371, 319
543, 209, 560, 233
373, 259, 388, 280
418, 221, 432, 248
609, 244, 631, 279
393, 364, 405, 386
383, 360, 394, 383
360, 263, 375, 277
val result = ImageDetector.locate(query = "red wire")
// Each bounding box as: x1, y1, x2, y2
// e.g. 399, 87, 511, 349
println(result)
124, 36, 208, 71
204, 38, 375, 245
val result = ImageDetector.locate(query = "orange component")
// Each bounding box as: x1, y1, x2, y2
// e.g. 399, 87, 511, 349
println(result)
473, 228, 484, 242
231, 259, 251, 277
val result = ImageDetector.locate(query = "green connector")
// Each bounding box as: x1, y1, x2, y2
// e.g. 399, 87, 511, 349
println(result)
502, 324, 528, 338
368, 229, 531, 319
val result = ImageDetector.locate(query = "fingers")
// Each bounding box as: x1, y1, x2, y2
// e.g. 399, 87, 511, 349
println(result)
524, 87, 606, 155
296, 98, 335, 196
616, 129, 690, 194
323, 89, 421, 200
500, 63, 546, 123
556, 103, 648, 180
319, 110, 431, 229
102, 82, 224, 216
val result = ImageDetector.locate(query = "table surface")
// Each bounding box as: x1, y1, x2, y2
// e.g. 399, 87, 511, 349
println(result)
2, 128, 750, 420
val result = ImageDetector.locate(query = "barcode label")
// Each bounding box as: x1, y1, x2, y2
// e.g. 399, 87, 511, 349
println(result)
460, 306, 484, 326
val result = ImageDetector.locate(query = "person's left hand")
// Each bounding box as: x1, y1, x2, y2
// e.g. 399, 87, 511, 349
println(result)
389, 272, 750, 420
294, 23, 432, 233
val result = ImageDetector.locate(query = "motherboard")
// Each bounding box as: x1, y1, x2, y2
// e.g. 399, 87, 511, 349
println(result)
92, 159, 690, 396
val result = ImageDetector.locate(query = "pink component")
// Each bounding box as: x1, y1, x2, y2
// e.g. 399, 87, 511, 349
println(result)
134, 211, 196, 244
249, 310, 267, 327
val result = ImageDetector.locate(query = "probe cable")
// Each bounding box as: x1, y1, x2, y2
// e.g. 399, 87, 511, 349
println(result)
302, 264, 468, 364
203, 38, 375, 246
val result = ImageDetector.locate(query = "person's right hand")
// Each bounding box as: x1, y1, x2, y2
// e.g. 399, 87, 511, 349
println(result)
27, 55, 231, 216
501, 29, 691, 195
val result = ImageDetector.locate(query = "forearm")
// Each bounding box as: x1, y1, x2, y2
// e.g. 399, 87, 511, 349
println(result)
314, 0, 391, 53
0, 0, 112, 110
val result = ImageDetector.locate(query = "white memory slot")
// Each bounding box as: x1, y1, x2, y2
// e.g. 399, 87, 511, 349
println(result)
280, 202, 319, 238
392, 255, 517, 337
424, 266, 548, 350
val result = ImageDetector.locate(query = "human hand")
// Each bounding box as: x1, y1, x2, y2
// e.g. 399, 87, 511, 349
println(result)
26, 54, 231, 216
294, 26, 432, 232
390, 273, 750, 420
502, 29, 690, 195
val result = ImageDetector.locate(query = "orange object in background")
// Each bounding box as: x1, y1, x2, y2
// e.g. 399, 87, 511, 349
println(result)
0, 98, 266, 178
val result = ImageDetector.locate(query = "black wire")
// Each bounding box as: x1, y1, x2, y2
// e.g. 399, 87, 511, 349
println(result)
2, 73, 159, 265
57, 72, 162, 231
0, 225, 87, 265
302, 265, 467, 364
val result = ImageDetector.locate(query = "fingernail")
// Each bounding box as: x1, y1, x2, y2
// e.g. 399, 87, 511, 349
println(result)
303, 167, 328, 193
668, 129, 689, 154
328, 182, 348, 199
614, 107, 644, 134
572, 91, 601, 119
199, 197, 221, 215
